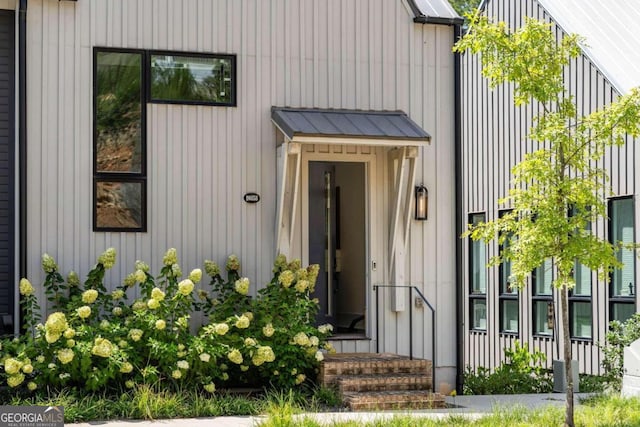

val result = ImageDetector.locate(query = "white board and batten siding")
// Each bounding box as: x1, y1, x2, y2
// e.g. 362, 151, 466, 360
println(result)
23, 0, 458, 388
462, 0, 638, 375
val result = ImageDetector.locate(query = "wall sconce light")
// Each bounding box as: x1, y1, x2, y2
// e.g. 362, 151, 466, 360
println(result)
415, 184, 428, 220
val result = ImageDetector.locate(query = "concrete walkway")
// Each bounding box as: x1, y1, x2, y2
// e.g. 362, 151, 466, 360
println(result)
67, 393, 587, 426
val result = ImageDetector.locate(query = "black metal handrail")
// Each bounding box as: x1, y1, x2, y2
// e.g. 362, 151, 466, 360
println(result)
373, 285, 436, 392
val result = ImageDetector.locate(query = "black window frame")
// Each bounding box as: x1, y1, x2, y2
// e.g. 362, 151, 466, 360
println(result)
568, 205, 593, 341
469, 212, 487, 332
608, 196, 637, 323
498, 209, 518, 335
532, 258, 554, 337
147, 50, 237, 107
93, 47, 237, 232
93, 47, 147, 232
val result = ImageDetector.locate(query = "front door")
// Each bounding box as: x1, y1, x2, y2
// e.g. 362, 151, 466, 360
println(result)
308, 161, 366, 334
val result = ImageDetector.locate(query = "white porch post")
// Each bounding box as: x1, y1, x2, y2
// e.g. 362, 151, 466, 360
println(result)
388, 147, 418, 312
275, 141, 302, 258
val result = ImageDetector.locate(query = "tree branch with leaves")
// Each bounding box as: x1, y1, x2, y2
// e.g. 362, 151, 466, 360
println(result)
455, 13, 640, 427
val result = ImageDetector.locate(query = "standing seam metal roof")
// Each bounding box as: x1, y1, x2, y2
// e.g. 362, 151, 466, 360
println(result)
537, 0, 640, 94
479, 0, 640, 95
271, 107, 431, 141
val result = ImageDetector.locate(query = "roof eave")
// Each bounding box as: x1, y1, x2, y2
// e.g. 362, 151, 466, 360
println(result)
413, 15, 464, 25
290, 134, 431, 147
406, 0, 463, 26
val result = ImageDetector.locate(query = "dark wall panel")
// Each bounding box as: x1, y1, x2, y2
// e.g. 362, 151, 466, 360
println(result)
0, 9, 15, 332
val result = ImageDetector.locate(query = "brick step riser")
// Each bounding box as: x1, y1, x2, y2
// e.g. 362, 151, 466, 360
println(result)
322, 365, 430, 375
321, 370, 429, 386
320, 363, 431, 384
345, 391, 445, 411
321, 361, 431, 373
319, 354, 444, 411
340, 383, 432, 393
338, 377, 432, 393
349, 399, 445, 411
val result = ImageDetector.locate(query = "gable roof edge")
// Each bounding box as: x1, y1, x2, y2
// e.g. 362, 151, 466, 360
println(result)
407, 0, 463, 25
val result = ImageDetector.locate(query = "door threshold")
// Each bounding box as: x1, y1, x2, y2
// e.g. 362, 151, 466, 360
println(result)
328, 333, 370, 341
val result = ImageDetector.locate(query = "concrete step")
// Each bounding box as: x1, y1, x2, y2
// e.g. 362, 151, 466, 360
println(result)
319, 353, 431, 386
337, 373, 432, 393
344, 390, 446, 411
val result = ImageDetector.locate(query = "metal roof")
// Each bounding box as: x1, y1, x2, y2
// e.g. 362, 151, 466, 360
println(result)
537, 0, 640, 94
408, 0, 463, 25
271, 107, 431, 143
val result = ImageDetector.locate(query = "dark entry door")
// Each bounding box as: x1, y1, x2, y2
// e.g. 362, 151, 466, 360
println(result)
0, 10, 15, 335
309, 162, 338, 327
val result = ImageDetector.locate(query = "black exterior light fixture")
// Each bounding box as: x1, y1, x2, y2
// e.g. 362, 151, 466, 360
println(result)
415, 184, 428, 220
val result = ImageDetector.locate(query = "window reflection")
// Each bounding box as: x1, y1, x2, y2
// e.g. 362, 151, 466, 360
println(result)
150, 54, 234, 104
96, 52, 143, 173
95, 181, 143, 230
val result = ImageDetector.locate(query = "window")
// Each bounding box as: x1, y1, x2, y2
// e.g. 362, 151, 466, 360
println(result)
93, 48, 237, 231
499, 210, 518, 334
609, 197, 636, 322
532, 258, 554, 336
469, 213, 487, 331
94, 49, 146, 231
149, 52, 236, 105
570, 207, 592, 339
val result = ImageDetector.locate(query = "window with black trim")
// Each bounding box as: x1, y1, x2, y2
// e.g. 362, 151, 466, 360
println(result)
609, 197, 636, 322
532, 258, 553, 336
570, 206, 592, 340
94, 48, 146, 231
469, 213, 487, 331
498, 210, 518, 334
93, 48, 237, 231
149, 52, 235, 105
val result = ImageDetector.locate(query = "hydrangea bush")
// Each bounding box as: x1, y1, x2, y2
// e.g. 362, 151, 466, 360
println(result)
0, 249, 334, 394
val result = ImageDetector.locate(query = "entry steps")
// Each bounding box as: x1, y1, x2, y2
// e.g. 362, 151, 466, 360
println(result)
319, 353, 446, 411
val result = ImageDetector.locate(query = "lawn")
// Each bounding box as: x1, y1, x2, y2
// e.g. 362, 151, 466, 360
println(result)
7, 386, 640, 426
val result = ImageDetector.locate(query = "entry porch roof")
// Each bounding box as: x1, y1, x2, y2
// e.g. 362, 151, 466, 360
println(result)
271, 107, 431, 147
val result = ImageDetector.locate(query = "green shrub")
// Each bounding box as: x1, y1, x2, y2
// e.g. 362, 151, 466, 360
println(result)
578, 374, 607, 393
463, 340, 552, 394
600, 313, 640, 390
0, 249, 335, 395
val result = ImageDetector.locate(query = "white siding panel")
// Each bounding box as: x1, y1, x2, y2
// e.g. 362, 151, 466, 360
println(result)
24, 0, 457, 389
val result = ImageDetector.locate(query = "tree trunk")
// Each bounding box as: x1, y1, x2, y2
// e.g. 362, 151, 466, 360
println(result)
561, 286, 574, 427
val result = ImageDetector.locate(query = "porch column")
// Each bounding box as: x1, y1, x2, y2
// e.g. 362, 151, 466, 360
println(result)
275, 141, 302, 258
388, 146, 418, 311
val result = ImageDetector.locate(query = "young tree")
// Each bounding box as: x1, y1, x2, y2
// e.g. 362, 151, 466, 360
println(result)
454, 14, 640, 427
447, 0, 481, 17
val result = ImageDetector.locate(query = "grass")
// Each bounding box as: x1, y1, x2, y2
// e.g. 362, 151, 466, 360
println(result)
4, 382, 639, 426
258, 393, 640, 427
4, 386, 268, 423
1, 383, 344, 423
